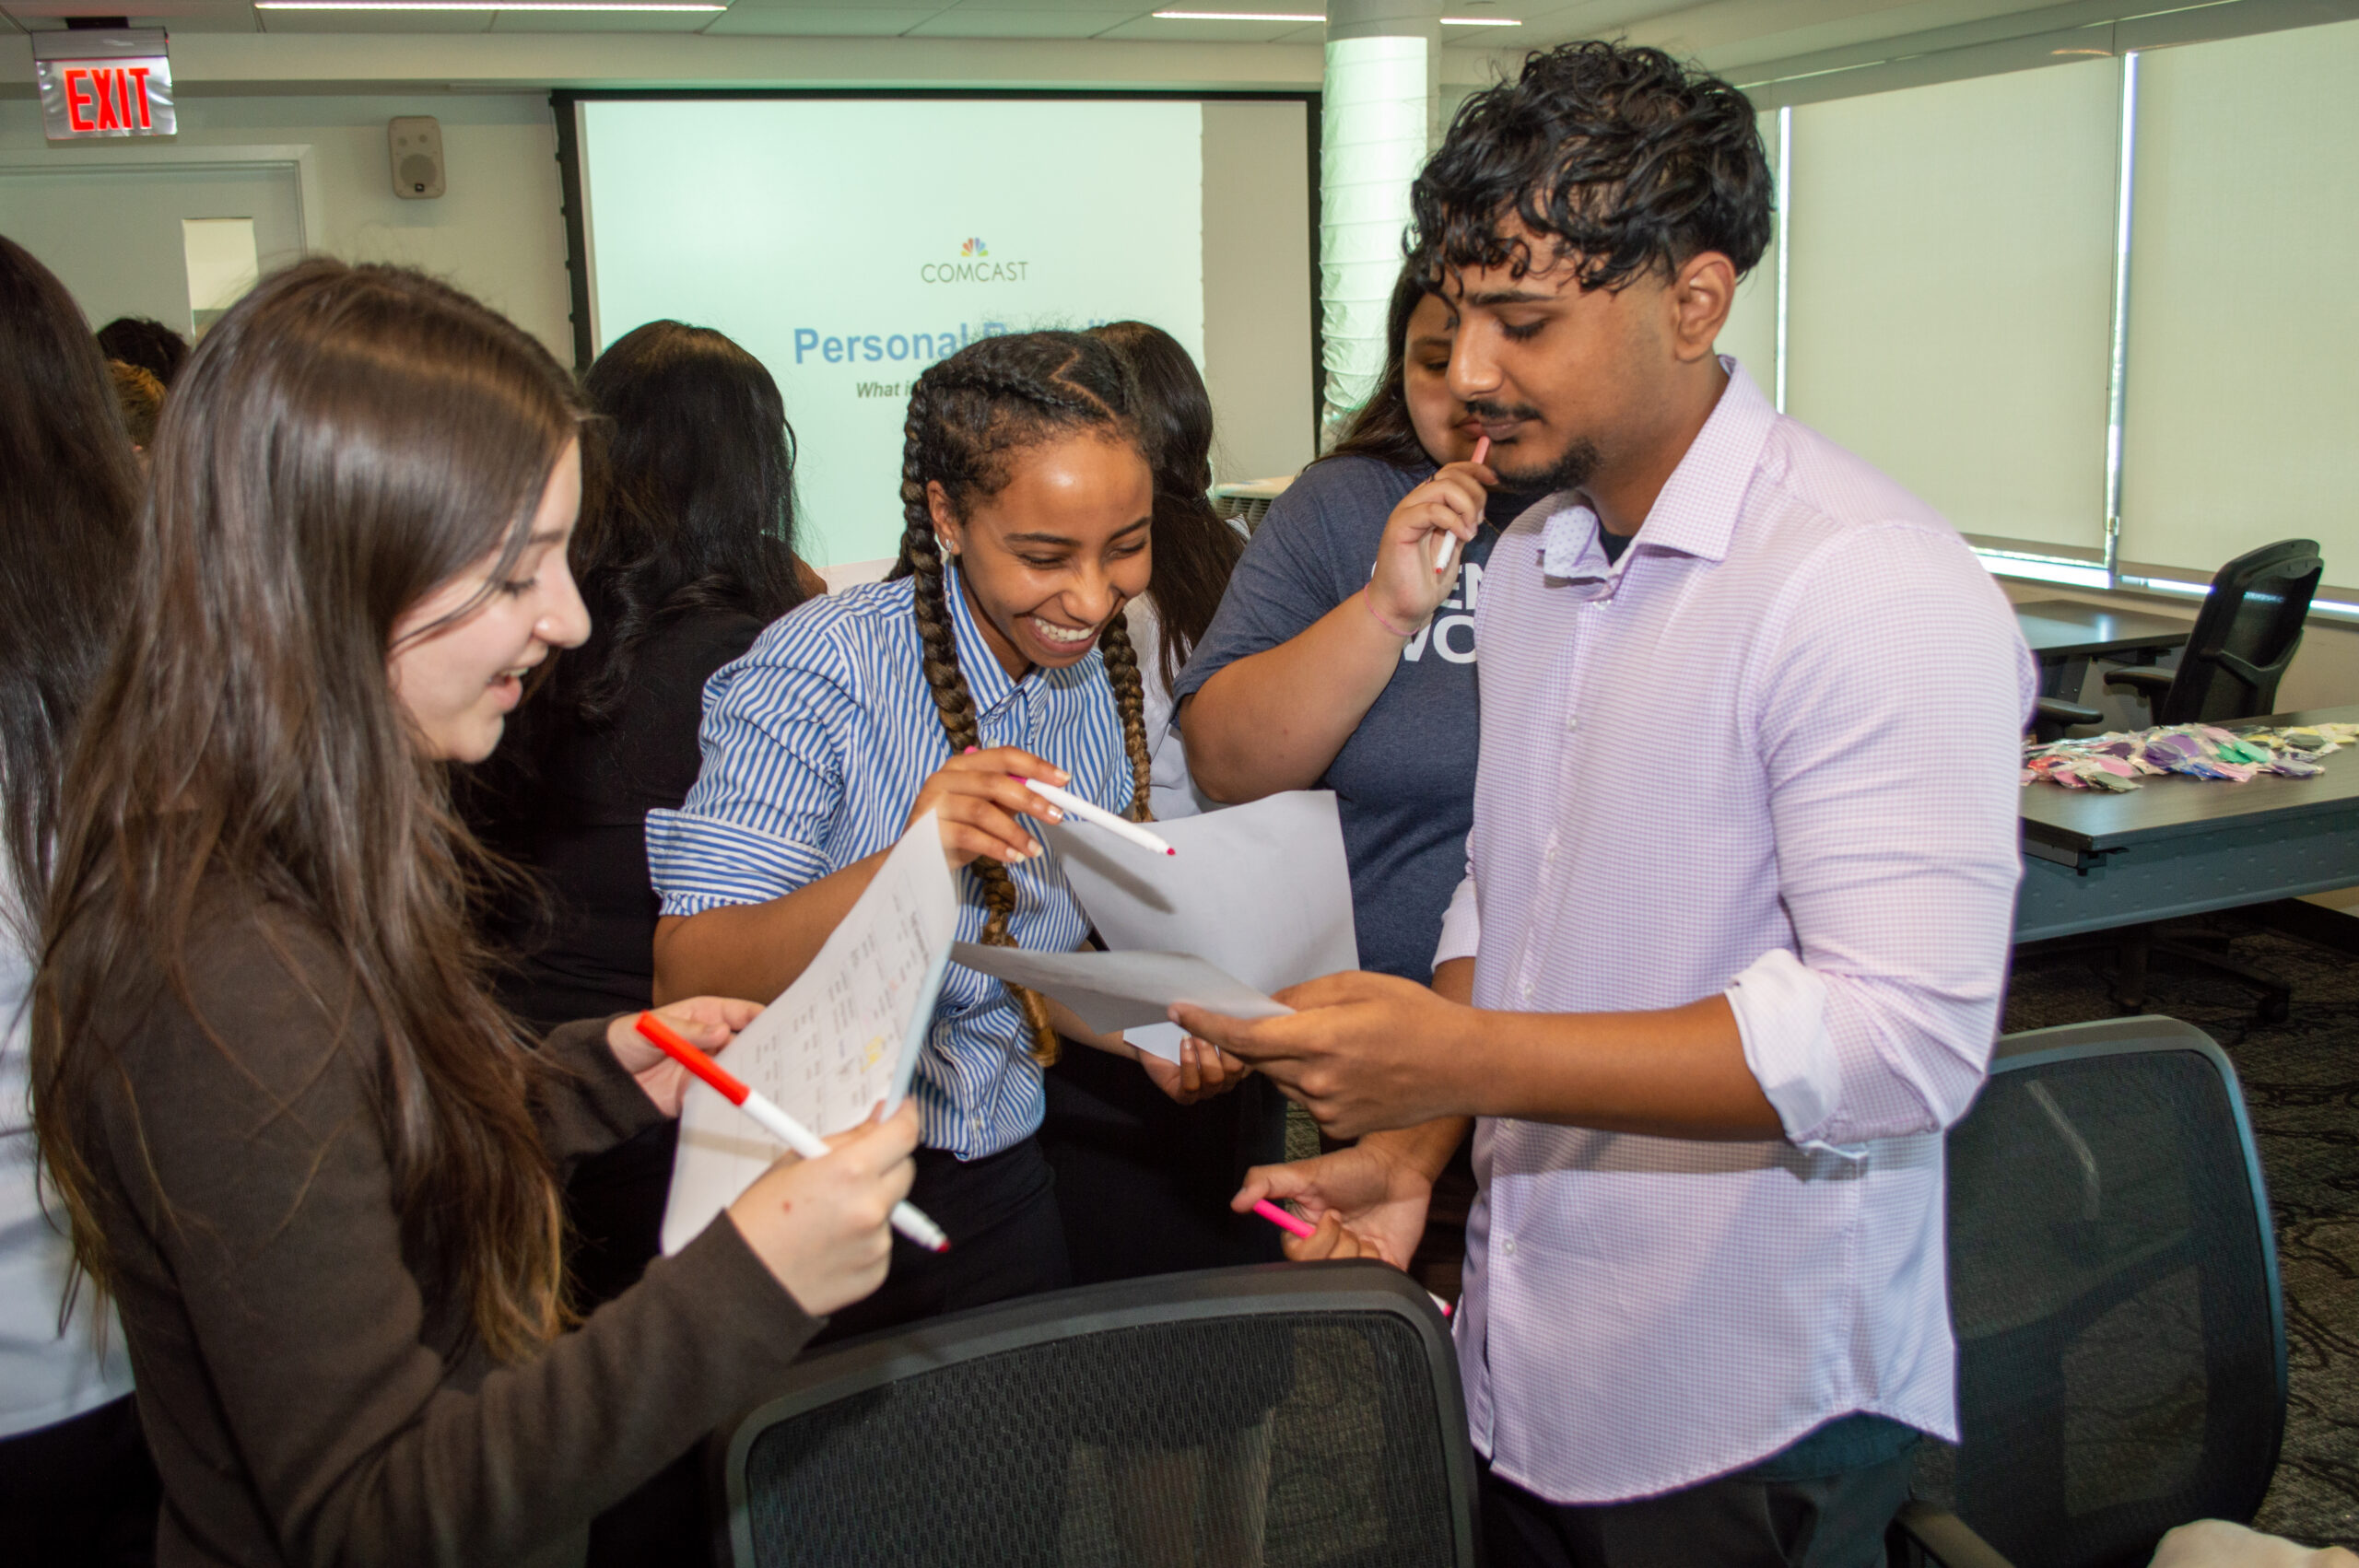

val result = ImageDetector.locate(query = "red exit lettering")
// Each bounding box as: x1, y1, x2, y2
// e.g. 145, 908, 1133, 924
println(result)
61, 64, 158, 135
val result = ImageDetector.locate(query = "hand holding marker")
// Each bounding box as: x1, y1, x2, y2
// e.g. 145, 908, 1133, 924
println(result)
1250, 1199, 1452, 1316
1432, 435, 1491, 575
1017, 777, 1176, 858
633, 1012, 950, 1254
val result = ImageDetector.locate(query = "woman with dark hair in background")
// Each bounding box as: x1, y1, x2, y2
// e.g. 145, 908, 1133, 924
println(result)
31, 261, 915, 1568
0, 237, 159, 1567
1176, 267, 1538, 1290
1179, 264, 1533, 1010
1037, 319, 1282, 1285
1087, 320, 1244, 821
94, 316, 188, 389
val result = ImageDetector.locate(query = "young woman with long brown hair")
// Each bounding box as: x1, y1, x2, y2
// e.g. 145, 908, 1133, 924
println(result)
31, 260, 916, 1568
0, 235, 159, 1567
650, 330, 1244, 1339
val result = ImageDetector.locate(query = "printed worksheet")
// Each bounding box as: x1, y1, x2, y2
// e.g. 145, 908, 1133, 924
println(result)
660, 813, 957, 1255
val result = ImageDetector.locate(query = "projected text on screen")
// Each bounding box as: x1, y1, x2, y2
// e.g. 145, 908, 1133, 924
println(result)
580, 98, 1206, 570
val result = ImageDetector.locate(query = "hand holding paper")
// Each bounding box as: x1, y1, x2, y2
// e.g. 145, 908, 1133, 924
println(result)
662, 813, 958, 1256
1171, 968, 1475, 1141
1042, 790, 1356, 1060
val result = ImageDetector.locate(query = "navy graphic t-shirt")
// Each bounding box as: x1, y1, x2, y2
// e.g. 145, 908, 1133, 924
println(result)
1173, 454, 1534, 982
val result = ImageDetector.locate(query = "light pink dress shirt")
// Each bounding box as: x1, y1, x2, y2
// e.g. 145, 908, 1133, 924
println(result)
1431, 359, 2036, 1504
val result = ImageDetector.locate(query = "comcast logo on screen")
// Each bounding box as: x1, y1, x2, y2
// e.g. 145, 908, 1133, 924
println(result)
922, 240, 1029, 284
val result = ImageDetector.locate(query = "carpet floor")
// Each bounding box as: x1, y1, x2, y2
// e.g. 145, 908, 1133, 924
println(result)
2005, 920, 2359, 1550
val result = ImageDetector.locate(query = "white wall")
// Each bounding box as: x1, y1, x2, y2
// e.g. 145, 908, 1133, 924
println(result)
1201, 98, 1315, 485
0, 91, 572, 361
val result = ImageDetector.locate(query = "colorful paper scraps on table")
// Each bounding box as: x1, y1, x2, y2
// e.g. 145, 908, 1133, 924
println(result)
2023, 722, 2359, 790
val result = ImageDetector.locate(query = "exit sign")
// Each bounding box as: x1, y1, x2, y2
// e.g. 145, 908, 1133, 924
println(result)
34, 29, 175, 142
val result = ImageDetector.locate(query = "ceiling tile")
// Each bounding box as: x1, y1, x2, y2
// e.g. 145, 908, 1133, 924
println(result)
489, 6, 713, 28
905, 8, 1123, 34
255, 6, 494, 30
700, 4, 936, 30
1094, 14, 1320, 42
940, 0, 1147, 11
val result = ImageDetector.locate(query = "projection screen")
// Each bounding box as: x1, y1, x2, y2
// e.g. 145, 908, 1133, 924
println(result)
563, 94, 1318, 576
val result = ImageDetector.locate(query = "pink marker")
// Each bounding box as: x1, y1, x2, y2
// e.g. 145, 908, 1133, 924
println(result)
1433, 434, 1491, 575
1251, 1199, 1452, 1316
1253, 1198, 1317, 1238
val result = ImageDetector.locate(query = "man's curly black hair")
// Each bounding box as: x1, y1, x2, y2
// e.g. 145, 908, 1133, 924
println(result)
1410, 41, 1773, 294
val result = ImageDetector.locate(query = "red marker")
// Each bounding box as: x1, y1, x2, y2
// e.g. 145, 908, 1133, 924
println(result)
1434, 434, 1490, 575
1251, 1198, 1452, 1316
633, 1012, 947, 1253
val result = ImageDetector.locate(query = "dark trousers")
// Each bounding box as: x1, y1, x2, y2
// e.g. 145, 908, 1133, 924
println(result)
1480, 1448, 1918, 1568
590, 1137, 1069, 1567
0, 1394, 160, 1568
810, 1135, 1071, 1342
1039, 1043, 1286, 1284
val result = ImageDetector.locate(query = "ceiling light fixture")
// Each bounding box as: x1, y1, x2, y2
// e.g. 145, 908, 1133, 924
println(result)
1440, 16, 1523, 23
254, 1, 726, 10
1150, 11, 1327, 21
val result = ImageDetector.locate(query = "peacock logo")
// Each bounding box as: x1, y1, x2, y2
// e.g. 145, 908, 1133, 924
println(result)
958, 238, 988, 257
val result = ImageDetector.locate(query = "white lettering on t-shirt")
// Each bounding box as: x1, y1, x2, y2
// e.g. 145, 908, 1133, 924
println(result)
1402, 560, 1484, 665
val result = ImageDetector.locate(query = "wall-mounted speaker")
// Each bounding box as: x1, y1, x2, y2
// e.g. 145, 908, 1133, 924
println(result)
389, 117, 445, 201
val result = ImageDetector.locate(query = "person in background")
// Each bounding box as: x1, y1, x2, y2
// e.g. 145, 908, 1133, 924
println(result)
1177, 263, 1536, 989
31, 260, 917, 1568
94, 317, 187, 389
1176, 264, 1540, 1292
651, 331, 1245, 1343
1087, 320, 1244, 821
109, 361, 165, 453
1182, 42, 2032, 1568
0, 237, 159, 1568
1032, 319, 1281, 1284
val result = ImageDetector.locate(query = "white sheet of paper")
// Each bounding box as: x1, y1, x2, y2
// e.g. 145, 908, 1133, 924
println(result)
949, 942, 1291, 1043
1042, 790, 1356, 1057
661, 813, 957, 1256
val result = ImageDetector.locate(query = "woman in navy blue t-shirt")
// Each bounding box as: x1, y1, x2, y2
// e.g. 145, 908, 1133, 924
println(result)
1176, 268, 1535, 985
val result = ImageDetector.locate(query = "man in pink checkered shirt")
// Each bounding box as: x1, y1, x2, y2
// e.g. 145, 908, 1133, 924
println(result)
1177, 41, 2035, 1568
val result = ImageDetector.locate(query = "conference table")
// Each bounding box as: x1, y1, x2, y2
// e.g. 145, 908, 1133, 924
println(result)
2013, 599, 2196, 701
2016, 705, 2359, 942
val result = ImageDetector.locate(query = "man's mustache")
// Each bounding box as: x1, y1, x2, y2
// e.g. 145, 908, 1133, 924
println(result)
1463, 400, 1545, 425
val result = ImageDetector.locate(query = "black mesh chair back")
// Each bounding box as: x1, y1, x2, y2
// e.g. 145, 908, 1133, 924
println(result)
716, 1262, 1478, 1568
1911, 1017, 2284, 1568
2155, 539, 2322, 724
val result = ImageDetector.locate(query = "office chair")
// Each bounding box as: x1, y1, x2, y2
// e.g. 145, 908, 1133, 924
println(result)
711, 1261, 1479, 1568
2105, 539, 2323, 725
1889, 1017, 2285, 1568
2046, 541, 2330, 1018
2025, 540, 2321, 745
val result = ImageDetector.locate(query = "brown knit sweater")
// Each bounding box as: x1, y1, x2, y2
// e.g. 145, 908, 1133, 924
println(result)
72, 896, 821, 1567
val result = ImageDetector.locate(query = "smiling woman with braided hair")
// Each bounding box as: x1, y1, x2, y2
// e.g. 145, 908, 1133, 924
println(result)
651, 331, 1246, 1334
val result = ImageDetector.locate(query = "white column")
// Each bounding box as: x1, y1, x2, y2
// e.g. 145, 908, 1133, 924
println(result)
1320, 0, 1441, 441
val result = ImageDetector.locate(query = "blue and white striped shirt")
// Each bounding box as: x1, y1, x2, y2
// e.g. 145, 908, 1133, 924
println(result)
647, 567, 1135, 1159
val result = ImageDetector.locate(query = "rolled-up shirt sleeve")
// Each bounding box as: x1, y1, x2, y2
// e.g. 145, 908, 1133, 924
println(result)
1433, 862, 1481, 971
647, 638, 857, 919
1732, 522, 2036, 1149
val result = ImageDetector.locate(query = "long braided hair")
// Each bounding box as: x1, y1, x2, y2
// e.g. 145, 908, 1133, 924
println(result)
889, 333, 1156, 1066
